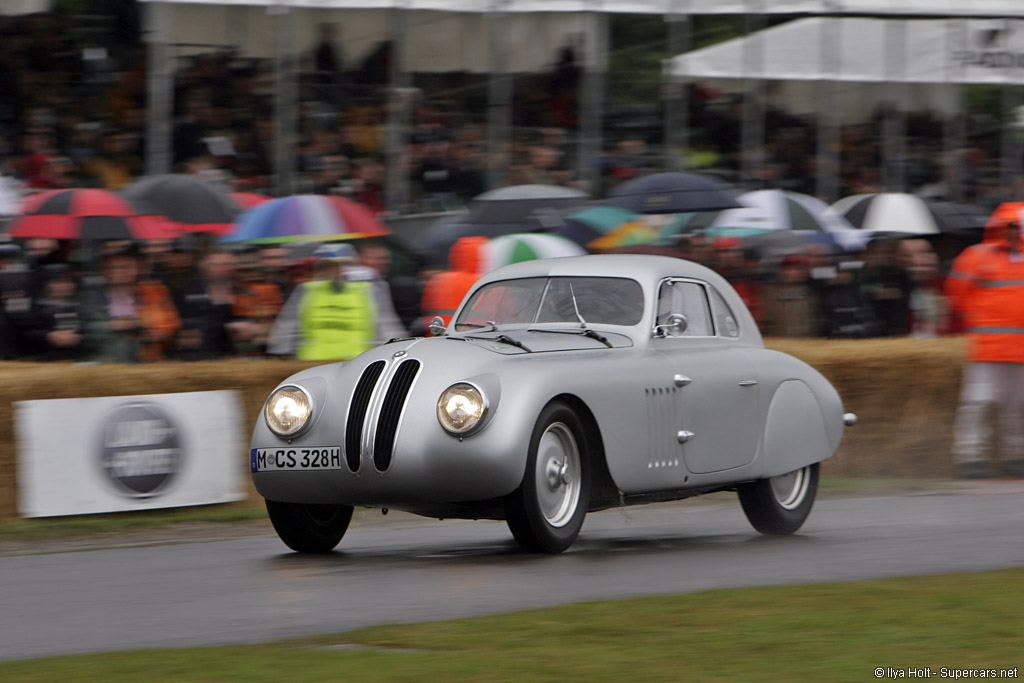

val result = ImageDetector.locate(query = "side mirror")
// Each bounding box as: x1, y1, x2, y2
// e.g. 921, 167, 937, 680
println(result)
428, 316, 446, 337
656, 313, 688, 337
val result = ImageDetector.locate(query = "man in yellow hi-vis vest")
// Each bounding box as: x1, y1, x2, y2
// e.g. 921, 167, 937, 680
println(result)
266, 244, 376, 361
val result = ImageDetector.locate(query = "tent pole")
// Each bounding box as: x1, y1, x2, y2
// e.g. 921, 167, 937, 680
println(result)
272, 2, 296, 197
486, 1, 511, 191
741, 1, 765, 191
384, 4, 410, 213
946, 18, 967, 203
816, 15, 840, 204
144, 1, 172, 176
577, 10, 607, 196
664, 0, 691, 171
882, 18, 906, 193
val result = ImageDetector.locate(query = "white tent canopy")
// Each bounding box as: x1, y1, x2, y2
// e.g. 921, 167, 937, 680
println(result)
669, 16, 1024, 85
139, 1, 1024, 17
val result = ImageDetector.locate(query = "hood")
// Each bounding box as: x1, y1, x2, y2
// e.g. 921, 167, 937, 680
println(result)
984, 202, 1024, 247
448, 236, 488, 273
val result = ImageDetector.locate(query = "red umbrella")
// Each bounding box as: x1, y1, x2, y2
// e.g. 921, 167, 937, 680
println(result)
230, 192, 273, 210
9, 188, 177, 240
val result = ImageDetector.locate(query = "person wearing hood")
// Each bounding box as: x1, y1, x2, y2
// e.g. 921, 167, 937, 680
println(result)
420, 236, 487, 334
944, 202, 1024, 479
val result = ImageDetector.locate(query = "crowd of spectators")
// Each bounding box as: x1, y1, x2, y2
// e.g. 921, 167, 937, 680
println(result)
1, 10, 1018, 215
0, 225, 963, 364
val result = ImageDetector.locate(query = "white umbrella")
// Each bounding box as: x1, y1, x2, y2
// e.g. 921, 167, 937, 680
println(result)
711, 189, 869, 251
830, 192, 988, 238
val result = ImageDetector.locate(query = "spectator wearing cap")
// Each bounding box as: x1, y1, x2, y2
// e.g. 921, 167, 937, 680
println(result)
266, 243, 377, 361
709, 237, 762, 327
759, 253, 819, 338
24, 263, 85, 361
79, 246, 180, 363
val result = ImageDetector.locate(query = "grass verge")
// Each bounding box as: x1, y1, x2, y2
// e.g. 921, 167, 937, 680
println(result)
0, 569, 1020, 681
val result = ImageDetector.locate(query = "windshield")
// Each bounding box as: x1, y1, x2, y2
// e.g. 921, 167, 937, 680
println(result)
454, 276, 644, 331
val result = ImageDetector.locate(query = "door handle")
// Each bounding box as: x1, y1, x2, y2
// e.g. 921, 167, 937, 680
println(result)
673, 374, 692, 387
738, 379, 758, 387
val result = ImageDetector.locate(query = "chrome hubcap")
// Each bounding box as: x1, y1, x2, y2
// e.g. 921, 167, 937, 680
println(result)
770, 466, 811, 510
534, 422, 581, 528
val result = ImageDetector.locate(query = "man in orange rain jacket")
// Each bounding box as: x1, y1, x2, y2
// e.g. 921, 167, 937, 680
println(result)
944, 202, 1024, 479
421, 236, 488, 334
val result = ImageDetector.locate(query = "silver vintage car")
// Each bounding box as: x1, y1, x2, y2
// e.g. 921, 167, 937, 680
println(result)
251, 254, 855, 553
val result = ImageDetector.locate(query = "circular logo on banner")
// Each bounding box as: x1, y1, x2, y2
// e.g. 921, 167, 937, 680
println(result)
97, 402, 183, 499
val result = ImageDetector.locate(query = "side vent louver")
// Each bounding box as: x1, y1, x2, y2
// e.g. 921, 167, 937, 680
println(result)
373, 359, 421, 472
345, 360, 385, 472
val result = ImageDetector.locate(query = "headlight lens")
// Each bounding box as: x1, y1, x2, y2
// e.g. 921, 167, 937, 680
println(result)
437, 383, 486, 435
264, 385, 313, 437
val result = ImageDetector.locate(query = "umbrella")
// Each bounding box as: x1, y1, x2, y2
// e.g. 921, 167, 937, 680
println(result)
706, 189, 870, 251
222, 194, 390, 244
413, 212, 528, 268
479, 233, 587, 273
467, 184, 589, 225
230, 192, 273, 210
121, 174, 241, 234
8, 188, 176, 240
830, 193, 988, 237
605, 172, 743, 214
553, 205, 638, 247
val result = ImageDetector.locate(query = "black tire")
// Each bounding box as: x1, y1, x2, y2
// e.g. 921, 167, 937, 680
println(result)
265, 499, 354, 553
504, 401, 590, 553
737, 463, 819, 535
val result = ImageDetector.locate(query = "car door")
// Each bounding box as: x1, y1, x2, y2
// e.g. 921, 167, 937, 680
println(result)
649, 278, 760, 475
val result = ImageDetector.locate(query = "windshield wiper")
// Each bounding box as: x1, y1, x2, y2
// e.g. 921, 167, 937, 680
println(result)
462, 332, 533, 352
493, 334, 532, 352
527, 327, 614, 348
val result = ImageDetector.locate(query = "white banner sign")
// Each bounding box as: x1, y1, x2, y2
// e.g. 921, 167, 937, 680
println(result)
16, 391, 245, 518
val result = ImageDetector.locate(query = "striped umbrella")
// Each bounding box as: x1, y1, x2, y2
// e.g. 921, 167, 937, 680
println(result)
222, 194, 390, 244
554, 205, 638, 247
479, 233, 586, 273
8, 188, 176, 240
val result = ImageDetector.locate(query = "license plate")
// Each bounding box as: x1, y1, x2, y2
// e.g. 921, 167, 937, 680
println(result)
251, 447, 344, 473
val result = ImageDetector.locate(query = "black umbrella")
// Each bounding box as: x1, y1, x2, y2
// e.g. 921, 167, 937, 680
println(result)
466, 184, 589, 225
605, 172, 744, 214
121, 174, 241, 234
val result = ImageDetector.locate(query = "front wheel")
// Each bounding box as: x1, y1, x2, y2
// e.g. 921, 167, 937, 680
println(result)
504, 401, 590, 553
265, 499, 354, 553
737, 463, 819, 535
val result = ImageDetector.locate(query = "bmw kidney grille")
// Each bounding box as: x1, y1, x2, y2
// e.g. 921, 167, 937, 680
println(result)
344, 359, 421, 473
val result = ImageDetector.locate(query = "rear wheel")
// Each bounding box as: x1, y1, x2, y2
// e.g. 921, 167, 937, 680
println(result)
737, 463, 819, 535
504, 401, 590, 553
265, 499, 354, 553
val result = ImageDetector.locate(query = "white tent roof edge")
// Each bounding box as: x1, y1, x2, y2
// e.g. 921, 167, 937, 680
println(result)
134, 0, 1024, 17
669, 16, 1024, 85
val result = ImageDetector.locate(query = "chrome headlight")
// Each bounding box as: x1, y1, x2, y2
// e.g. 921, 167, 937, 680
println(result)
437, 382, 487, 435
264, 385, 313, 438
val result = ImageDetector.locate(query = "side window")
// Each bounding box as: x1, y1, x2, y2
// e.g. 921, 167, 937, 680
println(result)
709, 286, 740, 338
656, 280, 713, 336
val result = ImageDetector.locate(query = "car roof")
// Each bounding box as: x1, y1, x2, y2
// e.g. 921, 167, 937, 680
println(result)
472, 254, 764, 347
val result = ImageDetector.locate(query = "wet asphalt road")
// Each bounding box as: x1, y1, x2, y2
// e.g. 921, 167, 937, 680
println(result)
2, 483, 1024, 661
